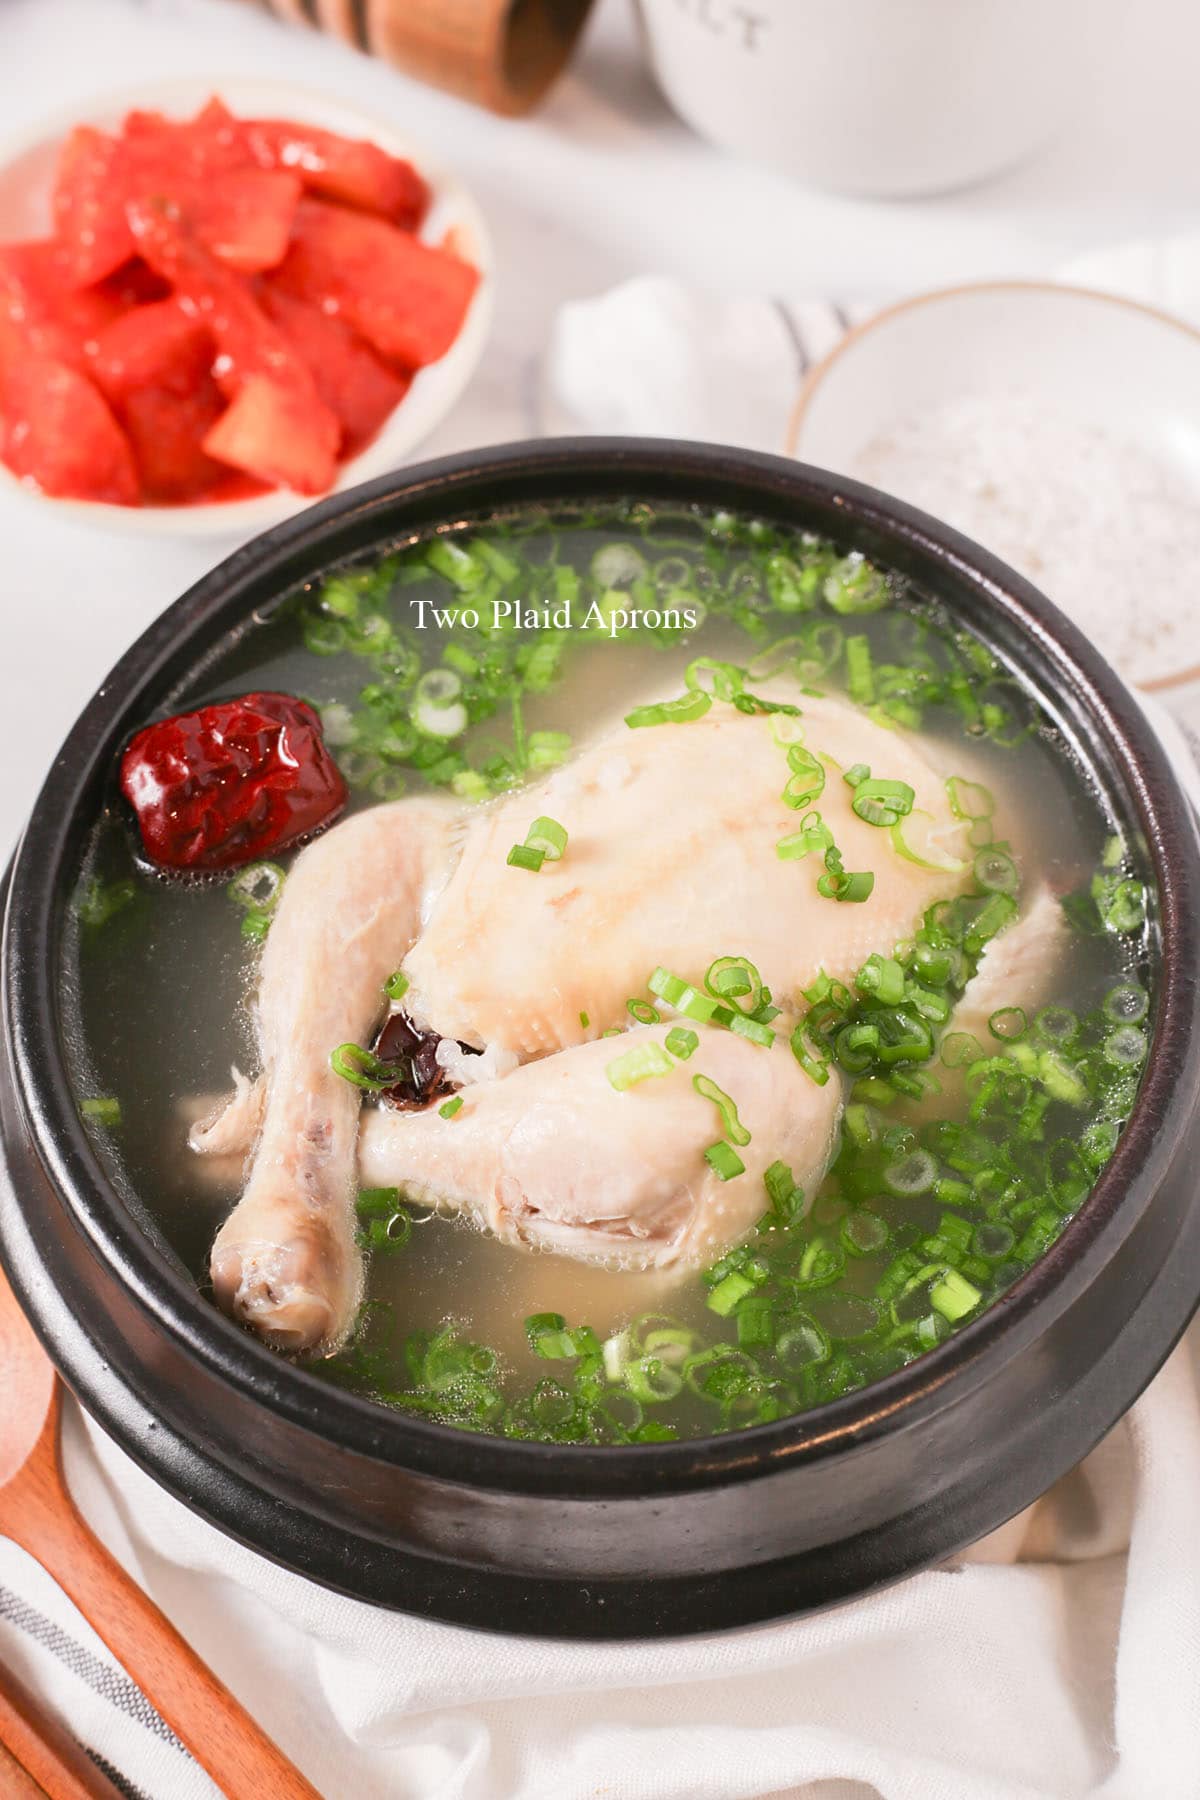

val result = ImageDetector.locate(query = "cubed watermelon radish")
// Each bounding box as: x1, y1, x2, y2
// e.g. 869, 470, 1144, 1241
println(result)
90, 298, 225, 499
121, 379, 229, 502
127, 199, 320, 392
90, 299, 214, 403
1, 356, 138, 504
202, 374, 340, 495
96, 258, 173, 310
0, 241, 127, 377
273, 200, 478, 369
52, 126, 134, 287
120, 97, 254, 180
258, 281, 408, 453
245, 120, 430, 229
187, 168, 302, 274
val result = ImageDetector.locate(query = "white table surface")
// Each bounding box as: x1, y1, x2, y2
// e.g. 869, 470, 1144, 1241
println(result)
2, 0, 1199, 863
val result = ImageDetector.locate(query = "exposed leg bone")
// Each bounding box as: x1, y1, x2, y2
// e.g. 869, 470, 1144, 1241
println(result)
208, 797, 462, 1351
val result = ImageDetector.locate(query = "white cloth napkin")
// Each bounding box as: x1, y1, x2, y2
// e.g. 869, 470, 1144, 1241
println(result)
1, 267, 1199, 1800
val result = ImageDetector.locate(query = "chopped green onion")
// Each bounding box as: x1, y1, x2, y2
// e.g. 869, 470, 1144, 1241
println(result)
1034, 1005, 1078, 1047
845, 634, 875, 705
227, 862, 286, 915
592, 542, 646, 588
579, 1010, 591, 1029
240, 909, 272, 944
1103, 983, 1149, 1025
842, 1210, 889, 1257
80, 1096, 121, 1128
775, 1318, 830, 1371
439, 1096, 464, 1119
789, 1023, 831, 1086
684, 656, 744, 701
1038, 1050, 1090, 1107
824, 869, 875, 904
855, 954, 906, 1006
706, 1271, 756, 1316
965, 892, 1018, 953
692, 1074, 751, 1146
624, 1355, 683, 1403
729, 1014, 775, 1049
625, 691, 712, 728
781, 745, 826, 811
524, 815, 568, 862
988, 1006, 1026, 1040
626, 997, 661, 1026
665, 1026, 699, 1060
607, 1041, 675, 1091
851, 777, 916, 828
883, 1150, 938, 1196
75, 876, 136, 929
930, 1268, 982, 1323
704, 955, 764, 1015
973, 848, 1019, 895
1104, 1025, 1148, 1068
507, 843, 546, 872
889, 810, 967, 873
385, 969, 410, 1001
946, 777, 994, 821
704, 1141, 746, 1181
331, 1043, 406, 1091
1093, 874, 1147, 934
824, 553, 888, 614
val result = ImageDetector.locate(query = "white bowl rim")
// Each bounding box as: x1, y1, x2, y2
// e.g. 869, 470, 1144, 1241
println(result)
0, 74, 495, 540
785, 277, 1200, 694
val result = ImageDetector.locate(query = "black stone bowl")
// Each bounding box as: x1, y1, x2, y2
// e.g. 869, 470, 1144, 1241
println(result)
2, 440, 1198, 1640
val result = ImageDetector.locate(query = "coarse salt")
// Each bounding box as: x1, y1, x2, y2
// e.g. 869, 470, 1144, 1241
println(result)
851, 392, 1200, 688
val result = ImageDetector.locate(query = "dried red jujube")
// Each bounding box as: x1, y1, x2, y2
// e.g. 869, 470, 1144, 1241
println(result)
120, 690, 346, 873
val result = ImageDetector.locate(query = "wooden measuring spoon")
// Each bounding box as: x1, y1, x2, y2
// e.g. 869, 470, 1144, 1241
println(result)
0, 1263, 322, 1800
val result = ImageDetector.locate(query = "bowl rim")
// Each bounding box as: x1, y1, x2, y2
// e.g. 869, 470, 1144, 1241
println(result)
0, 74, 495, 538
5, 435, 1197, 1501
784, 277, 1200, 695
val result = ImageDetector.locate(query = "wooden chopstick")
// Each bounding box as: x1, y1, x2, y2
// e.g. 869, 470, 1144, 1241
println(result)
0, 1654, 125, 1800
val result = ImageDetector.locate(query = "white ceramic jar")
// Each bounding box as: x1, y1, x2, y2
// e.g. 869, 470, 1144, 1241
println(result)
637, 0, 1092, 197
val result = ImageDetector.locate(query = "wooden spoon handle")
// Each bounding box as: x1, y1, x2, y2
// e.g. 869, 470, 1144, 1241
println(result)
15, 1490, 321, 1800
0, 1652, 125, 1800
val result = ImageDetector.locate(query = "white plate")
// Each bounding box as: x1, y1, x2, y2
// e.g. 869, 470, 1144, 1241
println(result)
0, 77, 495, 538
786, 280, 1200, 690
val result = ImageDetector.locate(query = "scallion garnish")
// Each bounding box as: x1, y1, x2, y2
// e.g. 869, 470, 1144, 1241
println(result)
692, 1073, 751, 1146
704, 1141, 746, 1181
889, 811, 967, 873
506, 843, 545, 873
780, 744, 826, 811
946, 777, 994, 821
606, 1041, 674, 1091
439, 1096, 464, 1119
665, 1026, 699, 1060
385, 969, 410, 1001
524, 816, 568, 862
331, 1043, 407, 1091
627, 998, 661, 1025
80, 1096, 121, 1128
625, 691, 712, 728
75, 876, 135, 929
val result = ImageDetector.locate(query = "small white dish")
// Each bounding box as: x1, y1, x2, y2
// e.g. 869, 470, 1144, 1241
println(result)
0, 78, 494, 539
787, 281, 1200, 691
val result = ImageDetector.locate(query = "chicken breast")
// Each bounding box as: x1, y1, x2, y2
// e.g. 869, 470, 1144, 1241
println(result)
358, 1022, 843, 1272
206, 796, 461, 1352
402, 692, 969, 1058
